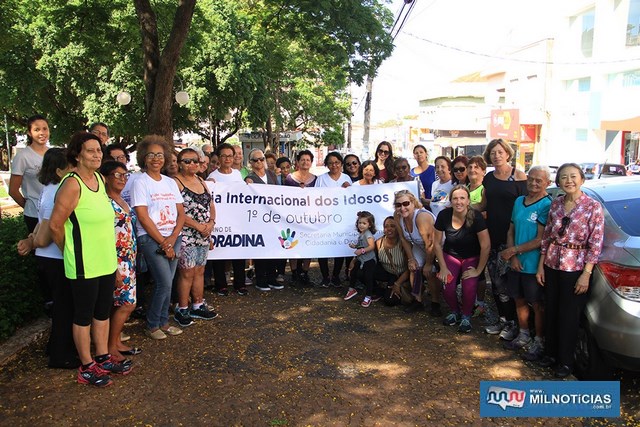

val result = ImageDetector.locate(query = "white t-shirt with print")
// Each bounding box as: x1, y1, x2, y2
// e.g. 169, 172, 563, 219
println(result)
430, 179, 453, 219
131, 173, 184, 237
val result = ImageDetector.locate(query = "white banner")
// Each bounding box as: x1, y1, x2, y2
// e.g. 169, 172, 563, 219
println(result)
207, 181, 419, 259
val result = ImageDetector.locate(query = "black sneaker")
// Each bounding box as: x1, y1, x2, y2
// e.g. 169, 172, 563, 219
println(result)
174, 308, 195, 327
319, 278, 331, 288
96, 355, 133, 375
268, 282, 284, 290
236, 287, 249, 296
77, 363, 113, 387
255, 283, 271, 291
190, 303, 218, 320
330, 276, 342, 288
217, 288, 229, 296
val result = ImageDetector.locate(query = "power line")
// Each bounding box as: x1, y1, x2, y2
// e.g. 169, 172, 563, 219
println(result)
392, 0, 418, 41
405, 32, 640, 65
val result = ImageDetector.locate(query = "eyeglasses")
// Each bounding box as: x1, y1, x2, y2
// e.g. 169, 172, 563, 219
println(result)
111, 172, 130, 180
91, 130, 108, 138
394, 201, 411, 208
219, 154, 233, 159
180, 158, 201, 165
145, 152, 164, 160
112, 155, 127, 162
250, 157, 265, 163
377, 149, 390, 155
453, 167, 466, 173
558, 216, 571, 237
346, 161, 359, 167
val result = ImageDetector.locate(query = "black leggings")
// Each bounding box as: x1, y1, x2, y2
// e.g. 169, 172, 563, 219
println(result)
71, 272, 116, 326
349, 259, 376, 296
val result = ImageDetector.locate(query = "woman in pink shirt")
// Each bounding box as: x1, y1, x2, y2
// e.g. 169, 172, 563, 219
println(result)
536, 163, 604, 378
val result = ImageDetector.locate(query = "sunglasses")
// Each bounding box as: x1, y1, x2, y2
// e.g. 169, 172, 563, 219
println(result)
394, 201, 411, 208
250, 157, 265, 162
558, 216, 571, 237
180, 158, 201, 165
377, 149, 390, 155
346, 161, 359, 167
453, 167, 466, 173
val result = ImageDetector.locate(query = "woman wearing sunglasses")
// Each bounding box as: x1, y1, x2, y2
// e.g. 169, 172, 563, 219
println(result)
245, 149, 282, 292
393, 190, 437, 313
374, 141, 395, 183
390, 157, 426, 201
172, 148, 218, 328
343, 154, 361, 183
536, 163, 604, 378
451, 155, 469, 185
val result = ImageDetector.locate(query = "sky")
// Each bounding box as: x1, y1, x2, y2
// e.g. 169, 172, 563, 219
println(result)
353, 0, 558, 124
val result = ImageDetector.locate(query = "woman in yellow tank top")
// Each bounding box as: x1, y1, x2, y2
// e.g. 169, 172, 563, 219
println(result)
50, 132, 131, 387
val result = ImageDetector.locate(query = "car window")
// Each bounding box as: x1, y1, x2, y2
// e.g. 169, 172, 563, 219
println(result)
604, 198, 640, 236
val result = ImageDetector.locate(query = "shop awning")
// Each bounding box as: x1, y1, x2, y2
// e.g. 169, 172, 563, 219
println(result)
600, 116, 640, 132
435, 137, 487, 148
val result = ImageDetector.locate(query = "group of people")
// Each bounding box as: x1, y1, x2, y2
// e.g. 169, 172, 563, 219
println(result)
10, 114, 604, 386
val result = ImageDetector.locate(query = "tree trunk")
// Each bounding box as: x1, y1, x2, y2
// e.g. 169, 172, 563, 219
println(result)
134, 0, 196, 143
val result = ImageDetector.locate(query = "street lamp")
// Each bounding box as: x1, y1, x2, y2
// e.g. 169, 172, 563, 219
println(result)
116, 91, 131, 106
175, 90, 190, 106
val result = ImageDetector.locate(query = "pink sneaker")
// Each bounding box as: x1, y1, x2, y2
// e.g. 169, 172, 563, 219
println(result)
361, 297, 371, 308
344, 288, 358, 301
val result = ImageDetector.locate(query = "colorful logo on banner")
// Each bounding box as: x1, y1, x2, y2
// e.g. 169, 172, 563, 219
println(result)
278, 228, 298, 250
480, 381, 620, 418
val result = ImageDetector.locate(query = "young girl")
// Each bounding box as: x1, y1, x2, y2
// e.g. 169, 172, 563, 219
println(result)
344, 211, 377, 307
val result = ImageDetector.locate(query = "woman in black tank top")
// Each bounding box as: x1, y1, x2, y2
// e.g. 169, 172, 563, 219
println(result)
481, 139, 527, 339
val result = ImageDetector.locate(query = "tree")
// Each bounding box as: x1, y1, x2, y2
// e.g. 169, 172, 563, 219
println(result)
0, 0, 393, 150
133, 0, 196, 141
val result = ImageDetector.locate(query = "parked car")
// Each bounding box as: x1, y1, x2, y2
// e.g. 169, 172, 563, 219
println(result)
580, 162, 628, 179
549, 176, 640, 379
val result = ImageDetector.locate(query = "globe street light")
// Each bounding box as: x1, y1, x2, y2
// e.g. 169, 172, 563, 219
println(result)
116, 91, 131, 106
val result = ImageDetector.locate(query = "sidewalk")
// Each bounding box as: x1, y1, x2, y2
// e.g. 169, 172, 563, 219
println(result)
1, 275, 637, 426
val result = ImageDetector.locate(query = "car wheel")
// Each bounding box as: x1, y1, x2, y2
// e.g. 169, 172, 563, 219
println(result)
573, 325, 613, 380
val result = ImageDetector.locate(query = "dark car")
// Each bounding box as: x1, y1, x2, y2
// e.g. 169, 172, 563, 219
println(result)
549, 176, 640, 379
580, 162, 628, 179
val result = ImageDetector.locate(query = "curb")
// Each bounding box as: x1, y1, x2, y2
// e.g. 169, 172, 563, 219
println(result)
0, 318, 50, 367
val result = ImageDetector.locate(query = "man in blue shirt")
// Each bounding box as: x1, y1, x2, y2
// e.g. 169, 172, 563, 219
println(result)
499, 166, 552, 361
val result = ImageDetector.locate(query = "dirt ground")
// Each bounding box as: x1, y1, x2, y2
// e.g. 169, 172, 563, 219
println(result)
1, 266, 639, 427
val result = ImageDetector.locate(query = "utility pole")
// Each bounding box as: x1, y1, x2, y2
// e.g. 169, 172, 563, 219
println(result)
362, 75, 373, 158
